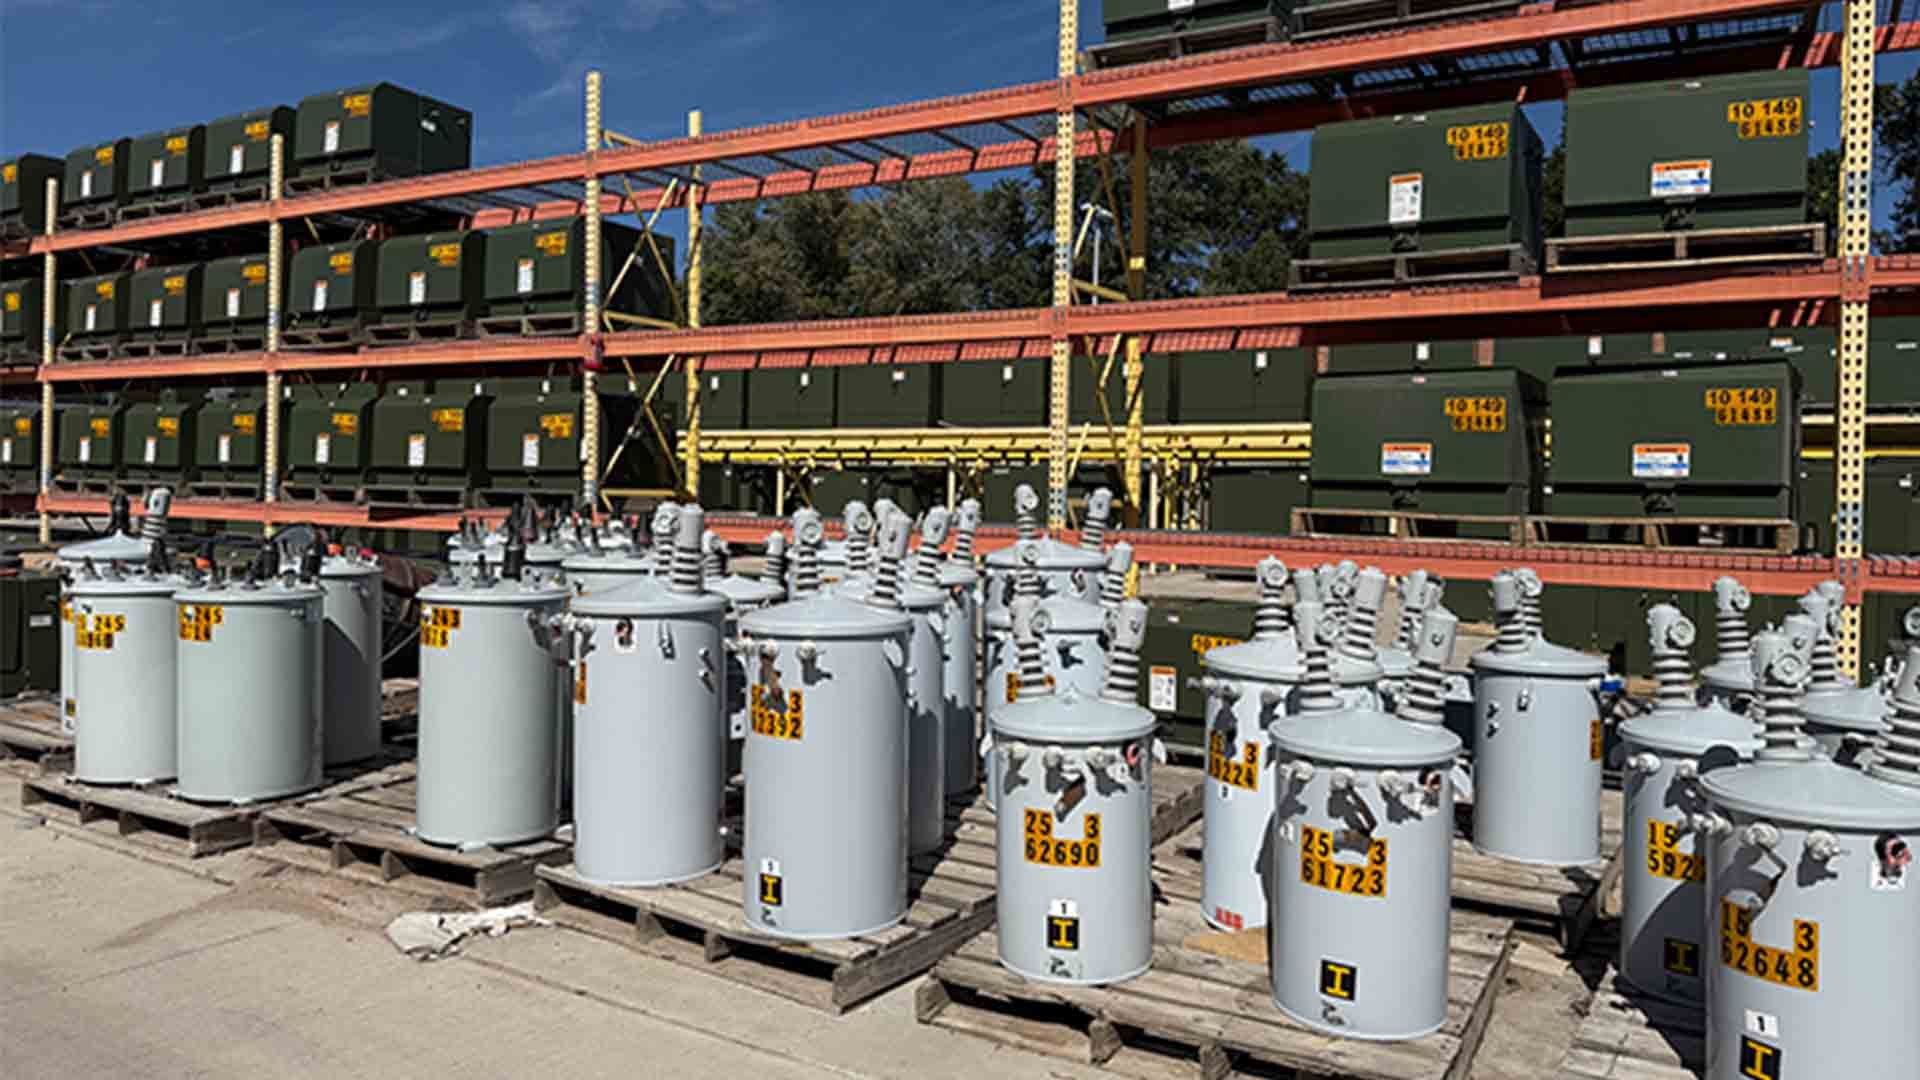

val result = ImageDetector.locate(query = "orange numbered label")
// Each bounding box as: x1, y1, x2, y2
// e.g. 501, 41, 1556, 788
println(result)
1207, 729, 1260, 792
1645, 820, 1705, 883
750, 685, 805, 740
1720, 899, 1818, 992
1023, 808, 1101, 868
1300, 824, 1387, 899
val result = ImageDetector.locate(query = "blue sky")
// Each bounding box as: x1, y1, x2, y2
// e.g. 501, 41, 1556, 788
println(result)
2, 0, 1915, 256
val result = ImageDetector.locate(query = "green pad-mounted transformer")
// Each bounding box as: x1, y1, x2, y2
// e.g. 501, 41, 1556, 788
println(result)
747, 366, 837, 429
192, 389, 269, 498
1102, 0, 1290, 43
483, 376, 675, 505
1564, 70, 1810, 237
2, 278, 55, 365
0, 405, 37, 492
199, 106, 294, 200
61, 138, 131, 221
1870, 318, 1920, 407
835, 363, 942, 428
1306, 102, 1542, 262
372, 231, 483, 341
200, 253, 277, 349
1548, 360, 1801, 520
1176, 349, 1312, 423
1309, 368, 1546, 518
1326, 340, 1476, 374
2, 154, 62, 239
365, 379, 491, 507
282, 382, 377, 502
285, 239, 377, 348
0, 566, 60, 697
1138, 595, 1258, 759
1208, 465, 1308, 533
62, 272, 131, 359
125, 264, 202, 348
1665, 325, 1835, 404
1290, 0, 1520, 40
293, 83, 472, 186
122, 391, 202, 490
940, 358, 1048, 427
56, 400, 127, 493
124, 125, 205, 210
479, 218, 674, 336
1070, 353, 1174, 425
662, 367, 749, 430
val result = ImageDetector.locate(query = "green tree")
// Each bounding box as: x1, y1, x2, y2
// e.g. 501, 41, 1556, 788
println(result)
1877, 79, 1920, 252
845, 177, 988, 316
1806, 148, 1841, 255
701, 190, 859, 325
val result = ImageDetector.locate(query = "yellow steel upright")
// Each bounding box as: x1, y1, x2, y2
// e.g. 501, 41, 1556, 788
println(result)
582, 71, 605, 508
684, 108, 704, 501
39, 178, 55, 544
1124, 115, 1147, 594
264, 134, 285, 519
1834, 0, 1875, 676
1047, 0, 1078, 532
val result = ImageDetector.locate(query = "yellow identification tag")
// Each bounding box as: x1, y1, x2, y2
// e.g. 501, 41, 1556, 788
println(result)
750, 685, 804, 740
1720, 900, 1818, 991
1445, 121, 1509, 161
1444, 395, 1507, 433
1301, 825, 1387, 898
1645, 820, 1705, 882
1023, 808, 1101, 868
1208, 730, 1259, 792
420, 606, 461, 649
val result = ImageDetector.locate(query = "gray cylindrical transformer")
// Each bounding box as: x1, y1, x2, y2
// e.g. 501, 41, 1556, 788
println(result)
838, 571, 947, 853
940, 558, 980, 798
1617, 604, 1762, 1005
739, 562, 912, 939
174, 579, 325, 804
1469, 571, 1609, 865
568, 546, 728, 885
981, 484, 1104, 624
1797, 588, 1890, 766
57, 527, 155, 733
68, 572, 179, 784
995, 598, 1157, 985
414, 573, 570, 848
984, 597, 1108, 728
561, 546, 655, 597
704, 567, 785, 742
316, 552, 384, 766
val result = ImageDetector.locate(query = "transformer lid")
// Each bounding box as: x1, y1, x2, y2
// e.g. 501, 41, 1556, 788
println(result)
936, 562, 979, 588
175, 579, 324, 604
572, 576, 726, 618
1703, 758, 1920, 829
1619, 702, 1763, 757
1801, 687, 1891, 734
559, 549, 654, 575
984, 593, 1108, 634
1204, 638, 1382, 686
1269, 706, 1461, 766
58, 534, 152, 564
1469, 638, 1608, 676
706, 573, 784, 607
835, 576, 945, 613
740, 592, 912, 639
991, 686, 1157, 742
984, 538, 1106, 572
318, 554, 382, 580
1699, 657, 1755, 694
417, 579, 570, 605
67, 574, 181, 597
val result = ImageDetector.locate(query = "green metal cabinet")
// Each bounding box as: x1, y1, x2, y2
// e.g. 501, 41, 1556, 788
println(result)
125, 264, 202, 346
125, 125, 205, 205
748, 367, 837, 429
1493, 334, 1658, 385
365, 380, 492, 506
1138, 596, 1258, 760
805, 467, 938, 517
941, 358, 1048, 427
286, 240, 378, 342
2, 278, 54, 364
57, 401, 127, 491
62, 138, 130, 216
1208, 466, 1308, 533
1548, 361, 1800, 519
1176, 349, 1313, 424
0, 405, 37, 492
480, 218, 674, 330
1871, 318, 1920, 407
200, 106, 293, 196
63, 272, 131, 353
2, 154, 62, 236
122, 391, 201, 488
1103, 0, 1290, 42
375, 231, 484, 328
294, 83, 472, 182
483, 377, 675, 504
1798, 458, 1920, 557
1565, 70, 1810, 236
1308, 103, 1542, 259
192, 391, 269, 498
0, 570, 60, 697
283, 383, 377, 500
662, 367, 749, 430
1069, 352, 1174, 425
836, 363, 942, 427
200, 254, 276, 345
1664, 326, 1836, 405
1326, 340, 1475, 374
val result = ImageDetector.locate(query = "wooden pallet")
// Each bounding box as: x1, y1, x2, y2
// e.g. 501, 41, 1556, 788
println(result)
284, 165, 389, 195
0, 697, 73, 771
278, 481, 367, 504
1559, 968, 1704, 1080
363, 482, 473, 511
117, 339, 193, 358
188, 183, 270, 210
1526, 516, 1796, 555
55, 341, 119, 362
57, 206, 117, 231
193, 331, 268, 353
1291, 506, 1528, 544
278, 325, 365, 351
919, 861, 1514, 1079
1287, 244, 1533, 293
187, 478, 266, 500
115, 194, 194, 223
1545, 223, 1824, 273
252, 765, 569, 905
21, 774, 259, 856
475, 312, 582, 338
1290, 0, 1523, 41
1083, 15, 1284, 70
364, 318, 472, 345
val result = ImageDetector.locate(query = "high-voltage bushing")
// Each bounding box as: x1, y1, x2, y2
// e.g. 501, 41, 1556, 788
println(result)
561, 508, 660, 596
1374, 570, 1439, 684
816, 499, 871, 584
57, 489, 169, 732
738, 508, 912, 939
68, 552, 180, 784
983, 542, 1114, 735
313, 542, 384, 766
450, 506, 575, 588
1700, 623, 1920, 1080
938, 499, 983, 800
1618, 604, 1763, 1005
1268, 599, 1463, 1039
994, 595, 1158, 985
1099, 541, 1133, 614
702, 529, 786, 745
565, 507, 727, 886
174, 547, 324, 804
982, 484, 1106, 622
1699, 576, 1756, 710
1470, 569, 1611, 865
1798, 584, 1890, 766
414, 530, 570, 848
841, 511, 950, 854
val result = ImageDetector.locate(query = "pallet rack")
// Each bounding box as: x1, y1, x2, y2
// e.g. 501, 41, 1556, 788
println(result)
5, 1, 1917, 668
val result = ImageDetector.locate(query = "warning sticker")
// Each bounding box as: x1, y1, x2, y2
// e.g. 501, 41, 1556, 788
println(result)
1651, 160, 1712, 199
229, 144, 246, 175
95, 280, 115, 299
407, 434, 427, 467
234, 413, 257, 435
431, 407, 464, 433
243, 263, 267, 284
428, 243, 462, 267
312, 279, 329, 311
1381, 442, 1432, 477
149, 299, 164, 327
1632, 443, 1691, 480
226, 288, 242, 319
80, 172, 93, 199
516, 258, 535, 295
313, 433, 331, 465
1148, 664, 1177, 711
521, 433, 541, 468
218, 434, 232, 464
1388, 172, 1423, 226
329, 251, 355, 274
408, 271, 427, 306
539, 413, 574, 439
2, 442, 10, 465
330, 412, 358, 435
78, 437, 92, 464
90, 417, 111, 438
143, 436, 157, 464
323, 121, 341, 155
149, 158, 166, 189
84, 304, 98, 332
3, 291, 17, 312
342, 92, 372, 117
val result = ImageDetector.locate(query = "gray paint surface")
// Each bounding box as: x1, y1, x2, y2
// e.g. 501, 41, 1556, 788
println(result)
317, 557, 384, 766
174, 583, 324, 804
69, 578, 178, 784
1470, 644, 1607, 865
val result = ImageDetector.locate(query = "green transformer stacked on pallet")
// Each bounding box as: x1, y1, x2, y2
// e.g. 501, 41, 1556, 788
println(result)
836, 362, 942, 427
366, 380, 491, 508
291, 83, 472, 191
1871, 318, 1920, 406
480, 218, 674, 337
198, 106, 293, 205
61, 137, 130, 227
1558, 71, 1815, 270
192, 390, 269, 499
662, 366, 749, 429
484, 376, 676, 505
123, 124, 205, 217
283, 383, 377, 502
1138, 596, 1258, 759
372, 231, 483, 343
1289, 0, 1520, 41
124, 264, 202, 354
1664, 325, 1835, 404
56, 400, 127, 494
941, 357, 1048, 427
61, 272, 131, 361
121, 390, 201, 491
2, 278, 54, 365
1208, 466, 1308, 533
0, 406, 37, 492
1299, 102, 1541, 289
1308, 368, 1545, 534
1101, 0, 1290, 44
199, 253, 276, 351
284, 240, 378, 349
1176, 349, 1312, 424
1069, 353, 1175, 424
1548, 360, 1801, 527
748, 365, 837, 428
2, 155, 62, 240
0, 562, 60, 697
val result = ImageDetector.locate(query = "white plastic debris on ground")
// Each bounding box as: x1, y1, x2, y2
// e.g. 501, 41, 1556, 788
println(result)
385, 901, 549, 960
